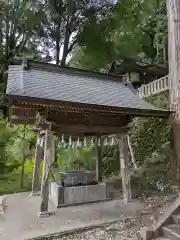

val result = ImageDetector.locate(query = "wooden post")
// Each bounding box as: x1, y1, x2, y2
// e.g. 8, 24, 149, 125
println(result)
30, 134, 43, 196
96, 136, 103, 182
38, 130, 55, 217
118, 133, 131, 203
167, 0, 180, 179
127, 135, 137, 169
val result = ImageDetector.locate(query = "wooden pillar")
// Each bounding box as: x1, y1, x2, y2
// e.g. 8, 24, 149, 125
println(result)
167, 0, 180, 180
118, 133, 131, 203
30, 134, 43, 196
38, 130, 55, 217
96, 136, 103, 182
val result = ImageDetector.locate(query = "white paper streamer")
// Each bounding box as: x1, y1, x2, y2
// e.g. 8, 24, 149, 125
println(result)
61, 134, 64, 144
104, 138, 108, 146
72, 142, 75, 148
36, 138, 41, 146
58, 140, 61, 148
91, 138, 94, 147
111, 137, 115, 146
76, 137, 80, 147
83, 137, 87, 147
79, 141, 82, 148
68, 136, 72, 146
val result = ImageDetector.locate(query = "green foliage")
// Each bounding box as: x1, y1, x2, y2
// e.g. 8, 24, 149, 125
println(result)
102, 146, 120, 177
145, 90, 169, 109
0, 0, 172, 196
70, 0, 168, 70
128, 92, 172, 193
56, 146, 97, 171
0, 114, 17, 173
0, 161, 34, 195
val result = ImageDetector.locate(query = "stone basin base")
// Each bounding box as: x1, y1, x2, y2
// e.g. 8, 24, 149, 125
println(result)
49, 181, 108, 207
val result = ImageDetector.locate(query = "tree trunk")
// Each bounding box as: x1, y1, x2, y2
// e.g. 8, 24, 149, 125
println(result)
0, 156, 4, 174
61, 24, 70, 66
167, 0, 180, 180
55, 24, 61, 65
20, 160, 25, 189
56, 39, 60, 65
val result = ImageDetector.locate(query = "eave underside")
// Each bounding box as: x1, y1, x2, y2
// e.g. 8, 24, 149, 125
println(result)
8, 96, 170, 136
9, 98, 132, 136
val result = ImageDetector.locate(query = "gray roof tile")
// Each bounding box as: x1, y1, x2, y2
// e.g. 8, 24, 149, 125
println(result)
6, 62, 170, 117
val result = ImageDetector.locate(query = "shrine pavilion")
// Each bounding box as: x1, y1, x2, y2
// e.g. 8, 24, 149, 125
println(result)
6, 60, 171, 217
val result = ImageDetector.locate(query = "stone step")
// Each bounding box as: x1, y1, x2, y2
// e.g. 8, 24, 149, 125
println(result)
162, 225, 180, 240
172, 214, 180, 225
153, 238, 171, 240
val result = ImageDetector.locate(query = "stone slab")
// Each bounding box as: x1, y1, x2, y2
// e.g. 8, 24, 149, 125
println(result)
64, 183, 107, 204
0, 192, 142, 240
49, 181, 107, 207
60, 171, 97, 187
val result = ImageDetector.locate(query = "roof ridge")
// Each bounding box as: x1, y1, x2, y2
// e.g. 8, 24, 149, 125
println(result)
25, 60, 124, 83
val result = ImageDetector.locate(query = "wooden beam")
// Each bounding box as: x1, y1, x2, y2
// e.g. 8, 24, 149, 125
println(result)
39, 123, 125, 135
8, 95, 170, 118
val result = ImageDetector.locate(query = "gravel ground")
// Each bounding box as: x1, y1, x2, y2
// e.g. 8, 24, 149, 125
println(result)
57, 194, 178, 240
59, 217, 143, 240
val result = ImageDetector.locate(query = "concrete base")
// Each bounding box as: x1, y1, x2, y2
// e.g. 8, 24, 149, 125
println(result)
57, 198, 111, 208
49, 181, 107, 207
140, 227, 153, 240
37, 211, 50, 218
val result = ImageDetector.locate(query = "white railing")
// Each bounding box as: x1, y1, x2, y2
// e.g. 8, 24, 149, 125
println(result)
137, 75, 169, 98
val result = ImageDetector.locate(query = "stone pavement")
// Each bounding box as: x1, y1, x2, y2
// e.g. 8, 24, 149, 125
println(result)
0, 192, 142, 240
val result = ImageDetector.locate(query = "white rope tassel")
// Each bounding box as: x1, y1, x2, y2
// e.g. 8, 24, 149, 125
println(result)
83, 137, 87, 147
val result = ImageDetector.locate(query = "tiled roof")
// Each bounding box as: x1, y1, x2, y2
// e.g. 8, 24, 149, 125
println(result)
6, 61, 170, 117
